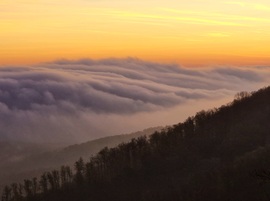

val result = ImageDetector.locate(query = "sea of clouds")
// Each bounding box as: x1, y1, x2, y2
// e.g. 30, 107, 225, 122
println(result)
0, 58, 269, 144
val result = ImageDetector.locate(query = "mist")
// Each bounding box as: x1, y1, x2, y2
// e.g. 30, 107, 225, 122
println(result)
0, 58, 269, 144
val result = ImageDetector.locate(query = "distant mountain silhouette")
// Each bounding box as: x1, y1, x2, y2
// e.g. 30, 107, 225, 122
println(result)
0, 127, 161, 189
2, 86, 270, 201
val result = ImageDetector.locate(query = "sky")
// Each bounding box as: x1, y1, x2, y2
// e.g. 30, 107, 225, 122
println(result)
1, 0, 270, 66
0, 1, 270, 144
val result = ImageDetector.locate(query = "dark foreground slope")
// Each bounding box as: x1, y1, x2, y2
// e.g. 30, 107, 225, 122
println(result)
2, 86, 270, 201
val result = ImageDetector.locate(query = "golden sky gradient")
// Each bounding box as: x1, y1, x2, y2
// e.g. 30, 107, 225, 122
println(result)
1, 0, 270, 66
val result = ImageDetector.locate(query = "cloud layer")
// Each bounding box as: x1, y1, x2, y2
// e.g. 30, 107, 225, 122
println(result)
0, 58, 269, 144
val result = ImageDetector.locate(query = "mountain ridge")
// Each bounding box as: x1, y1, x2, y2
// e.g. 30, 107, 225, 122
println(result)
0, 127, 162, 187
2, 86, 270, 201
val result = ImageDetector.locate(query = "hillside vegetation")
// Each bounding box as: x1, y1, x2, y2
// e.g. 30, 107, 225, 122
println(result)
0, 127, 161, 189
2, 86, 270, 201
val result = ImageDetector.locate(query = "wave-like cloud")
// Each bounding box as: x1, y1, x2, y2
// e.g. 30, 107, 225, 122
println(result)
0, 58, 269, 144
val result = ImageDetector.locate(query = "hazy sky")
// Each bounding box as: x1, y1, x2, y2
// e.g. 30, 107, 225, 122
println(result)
1, 0, 270, 66
1, 1, 270, 144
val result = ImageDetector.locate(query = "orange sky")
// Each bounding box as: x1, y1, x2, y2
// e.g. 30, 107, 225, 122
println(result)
1, 0, 270, 66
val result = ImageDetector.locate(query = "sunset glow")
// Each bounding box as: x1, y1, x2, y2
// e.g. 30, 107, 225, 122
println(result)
1, 0, 270, 66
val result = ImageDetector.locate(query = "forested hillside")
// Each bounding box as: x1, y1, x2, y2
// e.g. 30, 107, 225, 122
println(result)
0, 127, 161, 189
2, 86, 270, 201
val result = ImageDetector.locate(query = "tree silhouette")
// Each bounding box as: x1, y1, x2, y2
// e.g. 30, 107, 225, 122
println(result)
2, 86, 270, 201
74, 158, 85, 185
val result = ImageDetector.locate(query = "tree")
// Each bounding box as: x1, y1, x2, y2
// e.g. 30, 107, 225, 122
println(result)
74, 157, 85, 185
23, 179, 33, 199
11, 183, 22, 201
234, 91, 250, 101
32, 178, 38, 196
1, 186, 11, 201
60, 166, 69, 186
52, 170, 60, 190
66, 166, 73, 183
39, 173, 48, 194
47, 172, 55, 191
